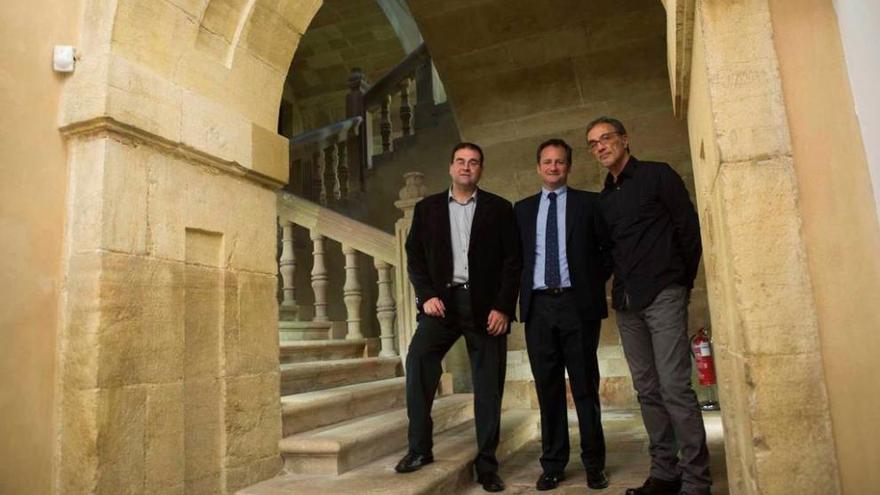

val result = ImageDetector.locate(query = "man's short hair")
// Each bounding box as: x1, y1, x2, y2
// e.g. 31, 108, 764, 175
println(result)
585, 116, 629, 152
536, 138, 573, 165
450, 142, 484, 165
585, 116, 628, 137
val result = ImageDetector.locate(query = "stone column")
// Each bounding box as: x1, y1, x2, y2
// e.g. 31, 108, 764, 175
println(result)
279, 218, 297, 321
685, 1, 841, 493
374, 260, 397, 357
310, 231, 329, 322
342, 245, 363, 340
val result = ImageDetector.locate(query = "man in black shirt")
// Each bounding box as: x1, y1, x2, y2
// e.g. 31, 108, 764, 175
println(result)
586, 117, 711, 495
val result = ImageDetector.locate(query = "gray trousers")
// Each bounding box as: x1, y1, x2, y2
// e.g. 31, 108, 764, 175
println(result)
616, 284, 711, 495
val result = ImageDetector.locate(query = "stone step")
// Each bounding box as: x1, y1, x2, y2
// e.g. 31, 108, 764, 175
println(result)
280, 394, 476, 476
238, 409, 539, 495
279, 339, 368, 364
281, 376, 407, 436
280, 357, 401, 395
278, 320, 333, 341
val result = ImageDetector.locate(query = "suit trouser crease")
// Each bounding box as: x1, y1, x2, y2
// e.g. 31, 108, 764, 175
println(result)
525, 292, 605, 473
405, 290, 507, 475
616, 284, 711, 494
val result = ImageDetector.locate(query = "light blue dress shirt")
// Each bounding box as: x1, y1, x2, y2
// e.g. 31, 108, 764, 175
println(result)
533, 186, 571, 290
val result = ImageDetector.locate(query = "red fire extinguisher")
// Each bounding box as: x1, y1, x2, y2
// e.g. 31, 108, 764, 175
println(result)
691, 328, 716, 386
691, 327, 720, 410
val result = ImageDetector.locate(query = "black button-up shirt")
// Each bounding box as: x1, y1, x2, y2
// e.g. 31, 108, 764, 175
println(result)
600, 156, 702, 311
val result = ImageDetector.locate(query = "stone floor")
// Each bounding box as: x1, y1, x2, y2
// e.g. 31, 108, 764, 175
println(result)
462, 410, 728, 495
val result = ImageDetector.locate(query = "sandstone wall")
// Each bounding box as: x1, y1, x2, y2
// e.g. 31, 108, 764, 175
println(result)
769, 0, 880, 491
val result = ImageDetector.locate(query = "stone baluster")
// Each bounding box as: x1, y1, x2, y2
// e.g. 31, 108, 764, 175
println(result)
310, 232, 329, 322
279, 219, 298, 321
336, 140, 349, 200
323, 144, 339, 202
394, 172, 427, 359
342, 245, 363, 340
380, 94, 392, 152
414, 55, 435, 130
312, 148, 325, 204
399, 79, 412, 137
374, 260, 397, 357
346, 68, 368, 193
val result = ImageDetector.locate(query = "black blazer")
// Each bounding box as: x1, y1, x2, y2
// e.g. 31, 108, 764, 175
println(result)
406, 189, 522, 332
515, 187, 613, 324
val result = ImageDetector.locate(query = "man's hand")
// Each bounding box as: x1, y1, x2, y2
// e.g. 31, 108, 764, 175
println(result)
422, 297, 446, 318
486, 310, 509, 336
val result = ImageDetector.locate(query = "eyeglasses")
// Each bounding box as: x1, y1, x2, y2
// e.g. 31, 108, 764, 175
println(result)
452, 159, 482, 168
587, 132, 621, 151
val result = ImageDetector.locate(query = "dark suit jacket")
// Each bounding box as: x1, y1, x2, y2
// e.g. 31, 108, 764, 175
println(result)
515, 187, 613, 324
406, 189, 522, 332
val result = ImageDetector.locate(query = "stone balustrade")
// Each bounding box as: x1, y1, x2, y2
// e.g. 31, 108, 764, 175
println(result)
346, 43, 435, 173
277, 191, 402, 357
287, 116, 363, 206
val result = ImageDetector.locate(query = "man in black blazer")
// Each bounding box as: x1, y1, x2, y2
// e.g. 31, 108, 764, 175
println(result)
515, 139, 612, 491
394, 142, 521, 493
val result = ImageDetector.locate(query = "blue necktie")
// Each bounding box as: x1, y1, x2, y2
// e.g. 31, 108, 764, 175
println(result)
545, 192, 560, 288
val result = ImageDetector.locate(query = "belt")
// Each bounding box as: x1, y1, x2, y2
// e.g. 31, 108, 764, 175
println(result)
448, 282, 470, 290
534, 287, 572, 296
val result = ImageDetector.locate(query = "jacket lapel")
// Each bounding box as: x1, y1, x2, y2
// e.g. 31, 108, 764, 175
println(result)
565, 188, 579, 244
527, 193, 540, 258
438, 192, 452, 257
468, 190, 487, 252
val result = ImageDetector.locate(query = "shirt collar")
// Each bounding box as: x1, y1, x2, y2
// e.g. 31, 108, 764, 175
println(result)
448, 187, 478, 205
603, 156, 639, 190
541, 185, 568, 199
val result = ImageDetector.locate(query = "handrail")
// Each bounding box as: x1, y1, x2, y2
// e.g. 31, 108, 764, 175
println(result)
290, 116, 363, 148
364, 43, 430, 107
277, 191, 397, 265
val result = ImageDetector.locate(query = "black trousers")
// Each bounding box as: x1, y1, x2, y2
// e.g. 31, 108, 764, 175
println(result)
525, 291, 606, 473
404, 288, 507, 475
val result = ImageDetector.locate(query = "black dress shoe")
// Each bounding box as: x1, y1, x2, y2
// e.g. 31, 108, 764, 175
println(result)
536, 471, 565, 490
625, 476, 682, 495
394, 452, 434, 473
477, 471, 505, 492
587, 469, 609, 489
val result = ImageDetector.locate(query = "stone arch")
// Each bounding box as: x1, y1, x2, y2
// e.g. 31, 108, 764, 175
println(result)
54, 1, 324, 493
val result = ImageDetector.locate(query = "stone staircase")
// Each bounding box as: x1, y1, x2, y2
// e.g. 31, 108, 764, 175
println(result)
239, 335, 539, 495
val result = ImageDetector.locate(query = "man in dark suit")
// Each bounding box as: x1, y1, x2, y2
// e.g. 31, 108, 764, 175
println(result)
394, 142, 521, 493
515, 139, 612, 491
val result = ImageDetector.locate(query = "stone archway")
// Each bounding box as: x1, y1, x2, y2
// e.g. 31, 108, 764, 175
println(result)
55, 1, 323, 492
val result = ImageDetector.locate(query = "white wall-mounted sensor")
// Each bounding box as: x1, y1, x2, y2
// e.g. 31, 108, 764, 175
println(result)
53, 45, 75, 73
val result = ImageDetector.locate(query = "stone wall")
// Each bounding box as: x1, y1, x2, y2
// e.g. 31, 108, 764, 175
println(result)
57, 133, 282, 493
686, 0, 846, 492
48, 0, 319, 492
768, 0, 880, 491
